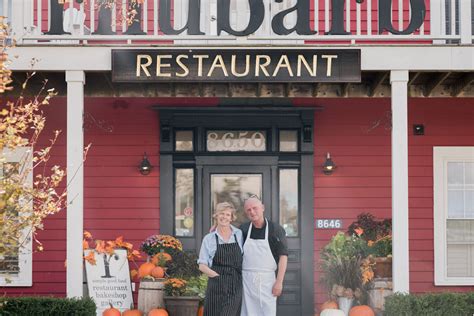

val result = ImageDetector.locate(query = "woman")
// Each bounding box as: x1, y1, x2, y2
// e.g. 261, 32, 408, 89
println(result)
198, 202, 243, 316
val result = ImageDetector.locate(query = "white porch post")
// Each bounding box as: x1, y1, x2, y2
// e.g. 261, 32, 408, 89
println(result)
390, 70, 410, 293
66, 70, 85, 298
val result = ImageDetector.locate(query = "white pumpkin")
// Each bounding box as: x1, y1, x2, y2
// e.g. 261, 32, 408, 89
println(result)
321, 309, 345, 316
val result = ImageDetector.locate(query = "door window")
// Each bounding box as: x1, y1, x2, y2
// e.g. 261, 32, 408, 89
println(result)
211, 174, 262, 227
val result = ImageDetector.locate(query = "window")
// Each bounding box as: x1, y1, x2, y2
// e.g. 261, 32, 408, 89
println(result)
175, 168, 194, 237
0, 147, 33, 286
279, 169, 299, 237
434, 147, 474, 285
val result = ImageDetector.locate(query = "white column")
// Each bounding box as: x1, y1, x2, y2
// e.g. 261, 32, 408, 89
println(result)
66, 70, 85, 298
460, 0, 472, 45
390, 70, 410, 293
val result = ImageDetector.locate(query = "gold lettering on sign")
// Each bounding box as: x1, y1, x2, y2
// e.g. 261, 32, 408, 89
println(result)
176, 55, 189, 77
273, 55, 293, 77
297, 55, 317, 77
193, 55, 210, 77
136, 54, 152, 77
156, 55, 172, 77
207, 55, 229, 77
231, 55, 250, 77
255, 55, 271, 76
322, 55, 337, 77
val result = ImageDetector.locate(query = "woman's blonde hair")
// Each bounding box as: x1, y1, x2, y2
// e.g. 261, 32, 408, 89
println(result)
213, 202, 237, 224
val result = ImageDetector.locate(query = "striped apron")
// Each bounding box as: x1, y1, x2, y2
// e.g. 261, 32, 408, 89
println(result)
204, 234, 243, 316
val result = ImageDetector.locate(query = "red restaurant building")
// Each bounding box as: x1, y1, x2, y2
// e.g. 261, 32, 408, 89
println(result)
1, 0, 474, 315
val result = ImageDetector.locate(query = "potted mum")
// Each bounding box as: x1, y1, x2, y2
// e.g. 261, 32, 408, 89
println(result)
136, 235, 181, 314
348, 213, 392, 278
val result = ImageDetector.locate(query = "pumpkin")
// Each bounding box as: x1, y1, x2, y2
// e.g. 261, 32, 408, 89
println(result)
138, 262, 156, 278
197, 305, 204, 316
321, 300, 338, 311
151, 266, 165, 278
102, 303, 121, 316
151, 252, 172, 265
321, 309, 345, 316
123, 309, 143, 316
349, 305, 375, 316
148, 308, 169, 316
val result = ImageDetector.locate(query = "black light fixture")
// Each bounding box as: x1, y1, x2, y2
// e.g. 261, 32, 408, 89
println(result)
322, 152, 337, 175
413, 124, 425, 136
139, 153, 153, 175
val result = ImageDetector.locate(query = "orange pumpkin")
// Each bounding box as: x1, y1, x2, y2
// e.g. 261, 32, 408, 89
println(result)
148, 308, 169, 316
151, 266, 165, 278
349, 305, 375, 316
122, 307, 143, 316
138, 262, 156, 278
197, 305, 204, 316
151, 252, 172, 265
321, 300, 338, 311
102, 303, 121, 316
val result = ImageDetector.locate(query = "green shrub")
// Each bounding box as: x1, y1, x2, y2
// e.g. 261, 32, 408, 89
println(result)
385, 292, 474, 316
0, 296, 96, 316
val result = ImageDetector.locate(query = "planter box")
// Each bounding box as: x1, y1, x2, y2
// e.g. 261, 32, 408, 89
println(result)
164, 296, 200, 316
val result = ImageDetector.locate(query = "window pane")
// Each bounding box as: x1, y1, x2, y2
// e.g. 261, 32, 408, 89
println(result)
0, 162, 20, 274
466, 190, 474, 218
279, 169, 298, 237
211, 174, 262, 227
279, 130, 298, 152
448, 162, 463, 185
207, 131, 266, 152
175, 131, 193, 151
175, 169, 194, 236
448, 190, 464, 218
447, 244, 472, 277
466, 162, 474, 185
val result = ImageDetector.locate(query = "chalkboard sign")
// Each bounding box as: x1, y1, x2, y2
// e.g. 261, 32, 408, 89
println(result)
84, 249, 134, 315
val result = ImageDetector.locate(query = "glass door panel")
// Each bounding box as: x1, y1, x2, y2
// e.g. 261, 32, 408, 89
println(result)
211, 174, 262, 227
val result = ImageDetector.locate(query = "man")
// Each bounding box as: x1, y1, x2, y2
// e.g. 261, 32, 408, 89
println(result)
240, 196, 288, 316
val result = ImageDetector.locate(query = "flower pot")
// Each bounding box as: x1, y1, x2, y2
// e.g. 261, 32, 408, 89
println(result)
337, 297, 354, 316
138, 280, 165, 314
164, 296, 200, 316
373, 257, 392, 278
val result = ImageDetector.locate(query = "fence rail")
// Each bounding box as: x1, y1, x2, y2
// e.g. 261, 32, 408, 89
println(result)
1, 0, 472, 45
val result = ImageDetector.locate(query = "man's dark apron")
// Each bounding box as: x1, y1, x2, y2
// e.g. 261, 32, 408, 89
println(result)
203, 234, 243, 316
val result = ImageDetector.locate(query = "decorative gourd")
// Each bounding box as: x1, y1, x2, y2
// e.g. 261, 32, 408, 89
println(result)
321, 300, 339, 311
138, 262, 156, 278
321, 309, 345, 316
349, 305, 375, 316
151, 266, 165, 278
148, 308, 169, 316
197, 305, 204, 316
102, 303, 121, 316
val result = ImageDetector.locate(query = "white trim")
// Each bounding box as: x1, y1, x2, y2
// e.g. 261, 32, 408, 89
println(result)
8, 46, 474, 72
0, 147, 33, 287
66, 70, 85, 298
390, 70, 410, 293
434, 146, 474, 286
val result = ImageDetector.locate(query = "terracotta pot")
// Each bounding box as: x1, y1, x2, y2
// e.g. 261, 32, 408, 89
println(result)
164, 296, 200, 316
373, 257, 392, 278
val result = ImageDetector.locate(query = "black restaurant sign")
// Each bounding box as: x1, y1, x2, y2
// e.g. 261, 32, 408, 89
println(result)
111, 49, 361, 83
